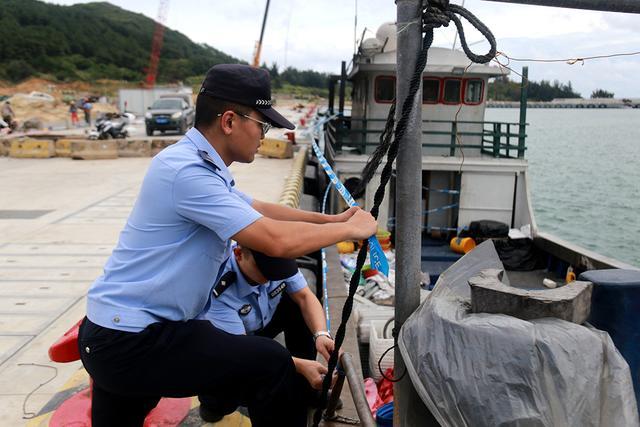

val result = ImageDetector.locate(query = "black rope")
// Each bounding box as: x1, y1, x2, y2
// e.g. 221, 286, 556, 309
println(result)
353, 101, 395, 199
312, 2, 496, 425
379, 345, 407, 383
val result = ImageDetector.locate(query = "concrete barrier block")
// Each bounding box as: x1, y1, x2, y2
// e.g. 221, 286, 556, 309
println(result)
151, 139, 178, 156
55, 139, 79, 157
10, 139, 56, 158
0, 138, 10, 156
70, 140, 118, 160
118, 139, 152, 157
469, 269, 592, 324
258, 138, 293, 159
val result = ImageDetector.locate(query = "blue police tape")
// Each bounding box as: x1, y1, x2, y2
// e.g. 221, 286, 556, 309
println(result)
321, 183, 331, 332
311, 140, 389, 277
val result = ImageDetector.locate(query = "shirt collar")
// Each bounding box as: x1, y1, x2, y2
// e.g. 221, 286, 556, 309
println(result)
185, 127, 235, 187
230, 255, 263, 298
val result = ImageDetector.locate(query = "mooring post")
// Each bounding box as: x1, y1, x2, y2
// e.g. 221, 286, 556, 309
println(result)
394, 1, 428, 425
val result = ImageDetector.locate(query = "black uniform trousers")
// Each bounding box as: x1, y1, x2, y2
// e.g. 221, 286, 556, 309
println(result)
199, 292, 318, 415
78, 314, 307, 427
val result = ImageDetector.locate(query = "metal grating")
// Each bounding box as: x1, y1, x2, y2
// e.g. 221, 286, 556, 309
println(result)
0, 210, 53, 219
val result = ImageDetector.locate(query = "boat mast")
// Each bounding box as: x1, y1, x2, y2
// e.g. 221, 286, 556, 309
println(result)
394, 1, 432, 426
482, 0, 640, 13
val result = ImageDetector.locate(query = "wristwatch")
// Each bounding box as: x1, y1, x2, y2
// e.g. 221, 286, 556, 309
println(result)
313, 330, 333, 342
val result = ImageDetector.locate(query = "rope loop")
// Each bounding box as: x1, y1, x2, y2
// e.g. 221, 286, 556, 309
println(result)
421, 1, 497, 64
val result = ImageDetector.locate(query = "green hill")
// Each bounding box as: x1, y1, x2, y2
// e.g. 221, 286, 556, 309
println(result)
0, 0, 241, 83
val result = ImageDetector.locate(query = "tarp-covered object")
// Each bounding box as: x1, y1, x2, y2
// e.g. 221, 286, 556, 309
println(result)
398, 241, 639, 427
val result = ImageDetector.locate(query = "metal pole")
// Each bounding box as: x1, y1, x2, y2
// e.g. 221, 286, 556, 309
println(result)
482, 0, 640, 13
518, 66, 528, 158
340, 353, 377, 427
394, 1, 424, 426
339, 61, 347, 116
328, 77, 336, 115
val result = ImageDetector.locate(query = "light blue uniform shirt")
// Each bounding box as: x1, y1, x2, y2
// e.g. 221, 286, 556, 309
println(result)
200, 254, 308, 335
87, 128, 263, 332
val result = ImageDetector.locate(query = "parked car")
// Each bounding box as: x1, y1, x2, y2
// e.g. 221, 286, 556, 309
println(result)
144, 94, 194, 136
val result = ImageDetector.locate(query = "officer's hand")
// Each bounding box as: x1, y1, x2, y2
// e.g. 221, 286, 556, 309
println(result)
332, 206, 359, 223
315, 335, 335, 362
346, 208, 377, 240
298, 359, 329, 390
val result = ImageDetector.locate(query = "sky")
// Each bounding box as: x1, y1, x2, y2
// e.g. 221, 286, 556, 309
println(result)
44, 0, 640, 97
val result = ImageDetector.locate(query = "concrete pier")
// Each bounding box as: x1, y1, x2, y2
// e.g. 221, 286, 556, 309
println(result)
0, 152, 301, 425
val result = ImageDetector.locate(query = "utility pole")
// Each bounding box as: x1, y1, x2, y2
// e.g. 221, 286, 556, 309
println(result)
482, 0, 640, 13
394, 1, 430, 426
252, 0, 271, 67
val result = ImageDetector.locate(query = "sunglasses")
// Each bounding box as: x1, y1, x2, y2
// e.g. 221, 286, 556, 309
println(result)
217, 111, 272, 137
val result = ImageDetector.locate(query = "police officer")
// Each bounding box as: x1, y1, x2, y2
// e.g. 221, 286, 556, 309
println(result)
78, 63, 377, 427
198, 244, 333, 421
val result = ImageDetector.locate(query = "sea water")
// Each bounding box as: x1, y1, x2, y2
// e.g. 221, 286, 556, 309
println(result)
486, 108, 640, 267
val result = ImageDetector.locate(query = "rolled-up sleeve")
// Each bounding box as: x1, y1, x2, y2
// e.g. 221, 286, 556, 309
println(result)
285, 271, 308, 294
173, 165, 262, 241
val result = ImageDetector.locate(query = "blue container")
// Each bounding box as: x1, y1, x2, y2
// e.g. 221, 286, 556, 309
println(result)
376, 402, 394, 427
580, 269, 640, 405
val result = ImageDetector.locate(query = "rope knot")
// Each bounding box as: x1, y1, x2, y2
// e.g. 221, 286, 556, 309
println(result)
423, 0, 451, 30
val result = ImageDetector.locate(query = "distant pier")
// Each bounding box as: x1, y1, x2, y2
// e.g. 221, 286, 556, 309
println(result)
488, 98, 640, 109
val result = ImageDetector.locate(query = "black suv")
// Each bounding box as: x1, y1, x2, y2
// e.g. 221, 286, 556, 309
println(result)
145, 94, 195, 136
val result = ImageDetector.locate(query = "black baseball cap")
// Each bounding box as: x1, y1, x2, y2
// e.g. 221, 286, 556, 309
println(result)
199, 64, 295, 130
250, 249, 298, 281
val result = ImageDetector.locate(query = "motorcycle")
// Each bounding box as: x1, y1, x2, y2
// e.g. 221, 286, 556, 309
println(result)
0, 117, 18, 134
89, 112, 134, 140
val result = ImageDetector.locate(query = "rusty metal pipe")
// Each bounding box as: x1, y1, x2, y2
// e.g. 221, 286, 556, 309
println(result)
340, 352, 376, 427
483, 0, 640, 13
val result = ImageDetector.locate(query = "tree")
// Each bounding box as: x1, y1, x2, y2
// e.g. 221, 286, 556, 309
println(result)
591, 89, 614, 99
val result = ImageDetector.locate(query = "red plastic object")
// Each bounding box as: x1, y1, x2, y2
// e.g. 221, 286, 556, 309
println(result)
285, 131, 296, 143
362, 269, 380, 279
49, 386, 191, 427
377, 368, 395, 404
299, 117, 306, 127
364, 378, 385, 416
49, 319, 83, 363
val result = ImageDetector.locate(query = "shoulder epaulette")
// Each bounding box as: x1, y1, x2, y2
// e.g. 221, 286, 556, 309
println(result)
213, 271, 236, 298
198, 150, 221, 171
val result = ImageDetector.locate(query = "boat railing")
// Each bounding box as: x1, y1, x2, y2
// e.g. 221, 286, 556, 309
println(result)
325, 116, 528, 159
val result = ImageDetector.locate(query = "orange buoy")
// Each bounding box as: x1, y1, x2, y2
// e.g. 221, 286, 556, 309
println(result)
450, 237, 476, 254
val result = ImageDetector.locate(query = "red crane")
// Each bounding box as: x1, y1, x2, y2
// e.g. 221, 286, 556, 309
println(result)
145, 0, 170, 87
252, 0, 271, 67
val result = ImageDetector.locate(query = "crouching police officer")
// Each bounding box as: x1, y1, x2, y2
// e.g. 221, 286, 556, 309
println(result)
78, 63, 377, 427
197, 244, 334, 422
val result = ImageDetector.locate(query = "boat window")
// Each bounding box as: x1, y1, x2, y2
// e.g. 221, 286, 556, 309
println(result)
422, 78, 439, 104
375, 76, 395, 103
465, 79, 483, 105
443, 79, 461, 104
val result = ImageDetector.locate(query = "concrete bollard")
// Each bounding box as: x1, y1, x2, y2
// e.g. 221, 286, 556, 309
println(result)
469, 269, 593, 324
